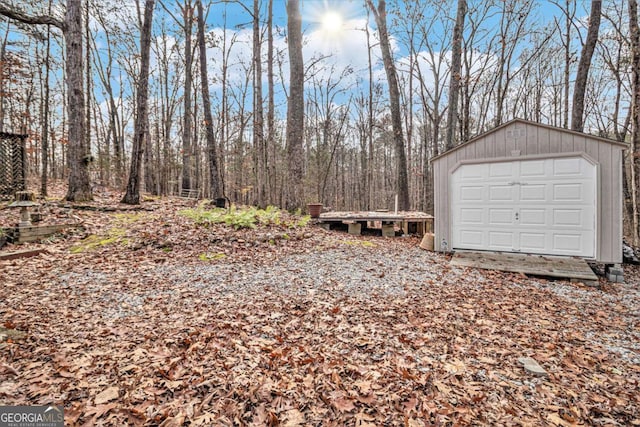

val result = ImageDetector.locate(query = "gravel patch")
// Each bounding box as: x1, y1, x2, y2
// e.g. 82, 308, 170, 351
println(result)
52, 239, 640, 365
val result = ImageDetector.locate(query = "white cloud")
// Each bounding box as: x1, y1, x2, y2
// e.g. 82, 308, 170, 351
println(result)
303, 17, 383, 84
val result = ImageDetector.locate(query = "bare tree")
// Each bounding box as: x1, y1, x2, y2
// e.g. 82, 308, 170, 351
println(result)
160, 1, 196, 193
91, 3, 126, 186
551, 0, 578, 128
492, 0, 536, 126
122, 0, 155, 204
180, 2, 194, 192
285, 0, 304, 210
252, 0, 266, 206
0, 0, 93, 201
266, 0, 276, 204
40, 0, 52, 197
445, 0, 466, 151
196, 0, 221, 199
62, 0, 92, 201
365, 0, 410, 210
571, 0, 602, 132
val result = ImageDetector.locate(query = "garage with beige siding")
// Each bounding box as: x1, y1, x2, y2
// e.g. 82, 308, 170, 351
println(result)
432, 119, 626, 264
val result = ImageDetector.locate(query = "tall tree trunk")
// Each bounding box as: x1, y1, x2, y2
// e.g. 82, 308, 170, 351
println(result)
0, 25, 8, 133
267, 0, 276, 204
253, 0, 266, 206
41, 0, 52, 197
197, 0, 221, 199
571, 0, 601, 132
64, 0, 92, 201
181, 2, 194, 192
285, 0, 304, 210
445, 0, 466, 151
630, 0, 640, 245
366, 9, 374, 210
85, 0, 91, 172
122, 0, 155, 204
365, 0, 409, 210
563, 0, 572, 128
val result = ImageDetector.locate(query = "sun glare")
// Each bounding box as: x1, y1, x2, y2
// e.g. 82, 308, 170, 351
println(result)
321, 10, 343, 35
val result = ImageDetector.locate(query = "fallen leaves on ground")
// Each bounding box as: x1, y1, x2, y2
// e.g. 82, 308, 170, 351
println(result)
1, 189, 639, 425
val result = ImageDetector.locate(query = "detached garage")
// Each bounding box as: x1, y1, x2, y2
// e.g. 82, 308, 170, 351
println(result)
432, 119, 626, 264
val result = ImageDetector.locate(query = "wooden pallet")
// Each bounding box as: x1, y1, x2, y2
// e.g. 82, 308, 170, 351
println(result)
450, 250, 599, 284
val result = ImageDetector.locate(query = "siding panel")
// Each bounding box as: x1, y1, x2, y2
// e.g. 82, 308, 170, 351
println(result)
486, 132, 496, 158
585, 138, 599, 160
561, 132, 573, 153
549, 128, 562, 154
495, 128, 507, 157
573, 135, 587, 153
524, 123, 537, 155
538, 126, 550, 155
599, 143, 613, 262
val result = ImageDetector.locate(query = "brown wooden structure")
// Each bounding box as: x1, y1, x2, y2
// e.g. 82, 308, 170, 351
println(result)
318, 211, 433, 236
0, 132, 27, 199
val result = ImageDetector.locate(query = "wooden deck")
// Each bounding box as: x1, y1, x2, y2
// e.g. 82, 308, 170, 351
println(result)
450, 251, 599, 284
317, 211, 433, 236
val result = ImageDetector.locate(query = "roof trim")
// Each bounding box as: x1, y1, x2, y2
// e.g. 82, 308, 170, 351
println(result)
431, 118, 628, 162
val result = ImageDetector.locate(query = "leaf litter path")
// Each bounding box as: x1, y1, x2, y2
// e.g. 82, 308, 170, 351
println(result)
1, 203, 639, 425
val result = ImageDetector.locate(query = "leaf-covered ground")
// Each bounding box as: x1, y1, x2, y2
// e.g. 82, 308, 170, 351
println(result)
1, 191, 639, 426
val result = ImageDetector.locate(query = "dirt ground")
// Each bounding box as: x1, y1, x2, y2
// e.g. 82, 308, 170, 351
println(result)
0, 189, 639, 426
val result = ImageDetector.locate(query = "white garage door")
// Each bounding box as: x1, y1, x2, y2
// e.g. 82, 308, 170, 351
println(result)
451, 157, 596, 257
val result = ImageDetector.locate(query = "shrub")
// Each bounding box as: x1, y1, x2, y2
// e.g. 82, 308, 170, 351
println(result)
179, 203, 309, 230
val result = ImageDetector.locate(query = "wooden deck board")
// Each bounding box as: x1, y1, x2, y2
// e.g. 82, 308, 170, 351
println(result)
450, 251, 598, 282
319, 211, 433, 222
318, 211, 433, 236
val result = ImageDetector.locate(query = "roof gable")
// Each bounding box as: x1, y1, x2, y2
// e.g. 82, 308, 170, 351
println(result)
432, 118, 627, 162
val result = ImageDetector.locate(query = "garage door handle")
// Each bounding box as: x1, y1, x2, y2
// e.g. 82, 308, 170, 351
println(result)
515, 212, 519, 220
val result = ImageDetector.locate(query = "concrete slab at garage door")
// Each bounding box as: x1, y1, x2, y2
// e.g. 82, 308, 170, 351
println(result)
451, 157, 596, 257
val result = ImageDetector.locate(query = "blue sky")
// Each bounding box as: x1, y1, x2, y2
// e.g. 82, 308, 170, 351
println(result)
0, 0, 605, 137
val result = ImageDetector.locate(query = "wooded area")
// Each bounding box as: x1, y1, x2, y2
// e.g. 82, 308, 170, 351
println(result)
0, 0, 638, 234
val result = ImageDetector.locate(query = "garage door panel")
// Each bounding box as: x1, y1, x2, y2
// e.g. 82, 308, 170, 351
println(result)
460, 185, 484, 201
553, 183, 583, 201
460, 164, 487, 180
520, 185, 546, 202
489, 185, 515, 201
552, 234, 583, 253
553, 158, 583, 176
519, 208, 546, 226
489, 162, 513, 178
520, 160, 546, 177
488, 231, 514, 249
553, 209, 585, 227
460, 208, 484, 224
520, 233, 546, 251
459, 230, 485, 247
489, 208, 514, 225
451, 157, 596, 258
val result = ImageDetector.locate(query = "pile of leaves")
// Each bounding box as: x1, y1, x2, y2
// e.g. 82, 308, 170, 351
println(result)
0, 190, 639, 426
